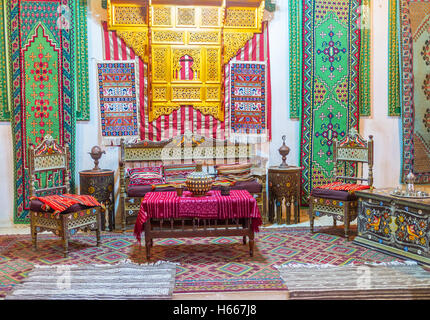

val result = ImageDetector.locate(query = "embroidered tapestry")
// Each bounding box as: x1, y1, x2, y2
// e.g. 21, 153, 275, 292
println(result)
289, 0, 371, 119
9, 0, 77, 223
228, 62, 267, 141
399, 0, 430, 183
388, 0, 402, 117
97, 61, 140, 144
299, 0, 363, 204
225, 21, 272, 142
0, 0, 8, 121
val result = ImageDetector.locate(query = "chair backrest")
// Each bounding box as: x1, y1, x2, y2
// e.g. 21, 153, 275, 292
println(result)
28, 135, 71, 198
333, 128, 374, 186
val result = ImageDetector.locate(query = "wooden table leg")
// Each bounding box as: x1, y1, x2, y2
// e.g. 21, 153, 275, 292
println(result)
249, 230, 254, 257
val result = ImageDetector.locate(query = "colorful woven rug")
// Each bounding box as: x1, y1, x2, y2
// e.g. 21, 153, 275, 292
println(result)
97, 61, 140, 144
9, 0, 78, 224
298, 0, 363, 204
5, 261, 177, 300
276, 262, 430, 300
0, 227, 403, 297
228, 62, 267, 141
398, 0, 430, 183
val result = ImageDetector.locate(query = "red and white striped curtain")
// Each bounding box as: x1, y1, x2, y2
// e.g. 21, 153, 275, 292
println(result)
101, 21, 271, 142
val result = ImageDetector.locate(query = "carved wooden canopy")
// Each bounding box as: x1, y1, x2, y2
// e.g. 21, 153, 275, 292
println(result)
106, 0, 265, 122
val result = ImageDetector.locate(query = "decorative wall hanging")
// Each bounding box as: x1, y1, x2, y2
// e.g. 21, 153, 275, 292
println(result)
225, 21, 272, 142
102, 21, 226, 141
8, 0, 77, 223
228, 61, 267, 140
289, 0, 371, 119
388, 0, 401, 117
106, 0, 265, 124
0, 0, 9, 121
74, 0, 90, 121
96, 60, 140, 144
298, 0, 364, 204
399, 0, 430, 183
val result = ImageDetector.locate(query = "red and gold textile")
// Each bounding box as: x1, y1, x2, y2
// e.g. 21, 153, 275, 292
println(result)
134, 190, 262, 242
316, 182, 371, 192
31, 194, 101, 215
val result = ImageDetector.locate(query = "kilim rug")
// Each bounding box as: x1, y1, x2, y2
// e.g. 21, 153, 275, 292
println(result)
0, 227, 405, 298
8, 0, 78, 223
97, 60, 140, 145
228, 62, 267, 142
299, 0, 363, 204
276, 262, 430, 300
5, 261, 177, 300
398, 0, 430, 183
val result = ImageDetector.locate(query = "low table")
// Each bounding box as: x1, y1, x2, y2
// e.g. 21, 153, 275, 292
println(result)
354, 188, 430, 265
134, 190, 263, 260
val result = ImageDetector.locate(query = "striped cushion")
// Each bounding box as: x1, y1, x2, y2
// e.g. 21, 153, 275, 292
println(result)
317, 182, 371, 192
163, 164, 196, 183
215, 163, 253, 181
127, 166, 162, 178
129, 172, 165, 186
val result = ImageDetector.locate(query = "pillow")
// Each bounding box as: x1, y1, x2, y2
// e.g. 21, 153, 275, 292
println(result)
127, 166, 162, 178
163, 164, 196, 183
316, 182, 371, 192
129, 172, 165, 186
215, 163, 253, 181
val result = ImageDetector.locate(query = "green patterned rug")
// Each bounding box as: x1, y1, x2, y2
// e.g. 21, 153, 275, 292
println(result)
7, 0, 89, 224
295, 1, 368, 204
0, 227, 403, 297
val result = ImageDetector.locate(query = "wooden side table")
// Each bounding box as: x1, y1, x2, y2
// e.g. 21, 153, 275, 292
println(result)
268, 166, 301, 224
79, 169, 115, 231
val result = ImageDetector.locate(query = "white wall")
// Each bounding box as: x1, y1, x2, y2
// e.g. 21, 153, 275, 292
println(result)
0, 0, 403, 228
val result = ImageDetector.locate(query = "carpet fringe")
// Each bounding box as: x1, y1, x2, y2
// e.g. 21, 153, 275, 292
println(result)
33, 259, 180, 269
274, 260, 418, 270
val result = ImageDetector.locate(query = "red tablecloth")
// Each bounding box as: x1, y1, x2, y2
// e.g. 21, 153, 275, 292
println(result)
134, 190, 262, 242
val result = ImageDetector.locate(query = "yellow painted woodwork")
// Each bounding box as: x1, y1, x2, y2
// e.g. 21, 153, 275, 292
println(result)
106, 0, 265, 122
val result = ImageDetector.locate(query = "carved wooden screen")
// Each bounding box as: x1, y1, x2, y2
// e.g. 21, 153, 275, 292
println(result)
107, 0, 265, 123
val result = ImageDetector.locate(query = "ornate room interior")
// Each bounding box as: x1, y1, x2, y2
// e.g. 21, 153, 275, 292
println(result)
0, 0, 430, 301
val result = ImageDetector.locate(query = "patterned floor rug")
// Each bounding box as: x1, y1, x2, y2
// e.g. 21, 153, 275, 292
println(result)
0, 227, 406, 297
276, 262, 430, 300
5, 261, 176, 300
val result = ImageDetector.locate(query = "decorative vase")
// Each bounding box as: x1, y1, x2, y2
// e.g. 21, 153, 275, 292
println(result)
278, 135, 290, 167
185, 163, 214, 197
89, 146, 106, 171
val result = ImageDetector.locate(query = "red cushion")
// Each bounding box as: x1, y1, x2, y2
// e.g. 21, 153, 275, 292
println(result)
310, 188, 357, 201
317, 182, 370, 192
30, 199, 96, 214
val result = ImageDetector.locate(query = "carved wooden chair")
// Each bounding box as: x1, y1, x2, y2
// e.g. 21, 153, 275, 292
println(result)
309, 128, 374, 239
28, 135, 103, 257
